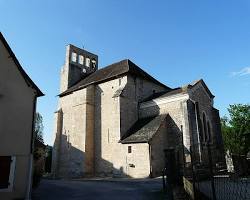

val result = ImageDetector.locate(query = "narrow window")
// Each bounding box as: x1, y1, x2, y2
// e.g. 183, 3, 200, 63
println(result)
207, 121, 211, 143
195, 102, 203, 142
202, 113, 207, 142
91, 59, 96, 68
78, 55, 84, 65
71, 52, 77, 62
128, 146, 132, 153
86, 57, 90, 67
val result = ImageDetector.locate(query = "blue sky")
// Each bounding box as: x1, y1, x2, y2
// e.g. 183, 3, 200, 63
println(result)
1, 0, 250, 145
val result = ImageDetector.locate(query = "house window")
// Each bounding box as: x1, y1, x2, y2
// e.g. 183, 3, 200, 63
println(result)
71, 52, 77, 62
0, 156, 16, 191
78, 55, 84, 65
86, 57, 90, 67
128, 146, 132, 153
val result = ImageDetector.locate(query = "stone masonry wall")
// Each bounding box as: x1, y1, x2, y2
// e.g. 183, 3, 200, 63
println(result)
120, 75, 167, 139
94, 77, 125, 175
95, 74, 166, 177
150, 115, 184, 177
121, 143, 151, 178
150, 121, 168, 177
55, 69, 171, 178
85, 85, 95, 175
53, 87, 95, 178
139, 95, 191, 165
188, 83, 221, 164
60, 45, 70, 93
140, 97, 189, 146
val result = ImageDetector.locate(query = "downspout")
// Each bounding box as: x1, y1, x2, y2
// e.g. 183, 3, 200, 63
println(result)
25, 95, 37, 200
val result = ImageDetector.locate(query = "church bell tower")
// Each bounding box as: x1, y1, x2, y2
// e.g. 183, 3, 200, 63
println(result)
60, 44, 98, 93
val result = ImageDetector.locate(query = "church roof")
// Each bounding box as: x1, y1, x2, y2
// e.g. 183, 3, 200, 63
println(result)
141, 87, 184, 102
59, 59, 170, 97
189, 79, 215, 98
140, 79, 215, 103
120, 114, 167, 144
0, 32, 44, 97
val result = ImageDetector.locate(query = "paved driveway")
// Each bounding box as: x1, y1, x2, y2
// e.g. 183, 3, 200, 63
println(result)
32, 178, 165, 200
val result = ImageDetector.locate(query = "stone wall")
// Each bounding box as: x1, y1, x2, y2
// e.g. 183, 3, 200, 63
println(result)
188, 82, 223, 165
94, 74, 167, 177
150, 115, 184, 177
60, 45, 70, 93
188, 83, 214, 144
94, 77, 123, 175
60, 45, 98, 93
140, 94, 189, 146
52, 86, 95, 178
150, 121, 168, 177
121, 143, 151, 178
120, 75, 167, 138
54, 72, 166, 178
139, 94, 190, 177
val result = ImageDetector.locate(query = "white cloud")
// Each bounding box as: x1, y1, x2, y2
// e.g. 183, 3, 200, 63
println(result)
231, 67, 250, 77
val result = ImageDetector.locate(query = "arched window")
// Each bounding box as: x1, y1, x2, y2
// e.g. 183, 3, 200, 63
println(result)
207, 121, 211, 143
202, 113, 207, 142
91, 59, 96, 68
78, 55, 84, 65
71, 52, 77, 62
195, 102, 203, 143
86, 57, 90, 67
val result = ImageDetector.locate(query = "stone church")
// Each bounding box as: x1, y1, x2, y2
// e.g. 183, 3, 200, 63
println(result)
52, 45, 224, 178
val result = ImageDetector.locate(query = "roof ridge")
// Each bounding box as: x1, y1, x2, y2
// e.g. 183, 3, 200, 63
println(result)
59, 58, 170, 97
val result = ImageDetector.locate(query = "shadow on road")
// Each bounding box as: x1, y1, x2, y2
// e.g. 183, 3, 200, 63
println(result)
32, 178, 166, 200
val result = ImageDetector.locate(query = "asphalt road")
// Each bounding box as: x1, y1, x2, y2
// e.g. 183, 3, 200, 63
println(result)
32, 178, 165, 200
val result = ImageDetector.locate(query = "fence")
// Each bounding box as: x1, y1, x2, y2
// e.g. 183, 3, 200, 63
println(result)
184, 144, 250, 200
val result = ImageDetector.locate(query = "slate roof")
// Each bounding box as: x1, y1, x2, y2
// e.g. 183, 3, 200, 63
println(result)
59, 59, 170, 97
190, 79, 215, 98
120, 114, 167, 144
0, 32, 44, 97
141, 79, 214, 103
141, 87, 184, 102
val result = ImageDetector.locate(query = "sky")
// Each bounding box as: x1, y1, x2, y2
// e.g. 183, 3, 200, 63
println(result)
1, 0, 250, 145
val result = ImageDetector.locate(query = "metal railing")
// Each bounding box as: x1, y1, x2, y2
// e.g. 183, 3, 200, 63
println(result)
185, 144, 250, 200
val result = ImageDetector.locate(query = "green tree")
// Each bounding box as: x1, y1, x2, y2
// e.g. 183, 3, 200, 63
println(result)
221, 104, 250, 155
34, 112, 44, 143
33, 112, 45, 187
